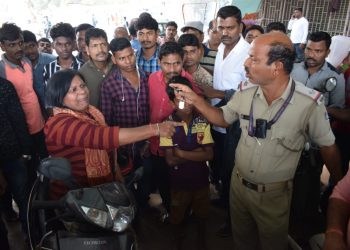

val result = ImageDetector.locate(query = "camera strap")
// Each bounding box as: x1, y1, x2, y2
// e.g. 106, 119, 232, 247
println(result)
248, 80, 296, 136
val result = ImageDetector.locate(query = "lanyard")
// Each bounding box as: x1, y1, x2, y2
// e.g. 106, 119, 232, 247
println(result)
248, 80, 296, 137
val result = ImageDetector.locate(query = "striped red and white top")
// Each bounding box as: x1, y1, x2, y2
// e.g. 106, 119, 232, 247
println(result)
44, 113, 119, 199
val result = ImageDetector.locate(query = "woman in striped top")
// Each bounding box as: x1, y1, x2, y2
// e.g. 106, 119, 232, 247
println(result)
44, 69, 180, 199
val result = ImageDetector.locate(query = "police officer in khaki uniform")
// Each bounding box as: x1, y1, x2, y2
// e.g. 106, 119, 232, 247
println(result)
170, 32, 342, 250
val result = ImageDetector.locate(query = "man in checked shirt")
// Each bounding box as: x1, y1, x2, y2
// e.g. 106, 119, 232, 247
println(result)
135, 13, 161, 75
100, 37, 151, 208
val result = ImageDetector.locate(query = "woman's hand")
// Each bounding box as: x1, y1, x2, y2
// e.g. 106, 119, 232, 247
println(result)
157, 121, 183, 138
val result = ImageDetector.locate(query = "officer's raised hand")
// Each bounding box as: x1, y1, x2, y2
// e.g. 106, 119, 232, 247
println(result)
169, 83, 229, 128
169, 83, 200, 105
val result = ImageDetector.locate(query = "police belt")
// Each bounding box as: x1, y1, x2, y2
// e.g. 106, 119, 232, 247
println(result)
236, 171, 292, 193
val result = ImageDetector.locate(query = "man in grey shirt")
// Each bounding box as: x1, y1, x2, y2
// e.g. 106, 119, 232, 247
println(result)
290, 31, 345, 237
291, 31, 345, 108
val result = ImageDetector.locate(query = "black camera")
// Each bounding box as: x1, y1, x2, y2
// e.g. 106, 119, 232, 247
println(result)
254, 119, 268, 139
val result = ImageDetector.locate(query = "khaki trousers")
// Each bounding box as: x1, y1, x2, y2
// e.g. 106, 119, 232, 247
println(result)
230, 173, 292, 250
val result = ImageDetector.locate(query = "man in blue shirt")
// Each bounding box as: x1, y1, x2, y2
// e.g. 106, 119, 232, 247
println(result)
128, 18, 141, 52
22, 30, 55, 110
135, 13, 160, 75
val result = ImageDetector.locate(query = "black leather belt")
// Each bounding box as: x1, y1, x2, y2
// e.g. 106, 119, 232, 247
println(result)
241, 177, 262, 192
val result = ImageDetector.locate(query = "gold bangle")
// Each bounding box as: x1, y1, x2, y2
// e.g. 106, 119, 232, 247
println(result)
149, 123, 160, 137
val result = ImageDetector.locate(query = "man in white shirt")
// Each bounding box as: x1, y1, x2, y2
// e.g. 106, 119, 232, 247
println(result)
201, 5, 250, 236
287, 7, 309, 62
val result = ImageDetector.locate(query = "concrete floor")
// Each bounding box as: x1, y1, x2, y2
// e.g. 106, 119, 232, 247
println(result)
136, 203, 233, 250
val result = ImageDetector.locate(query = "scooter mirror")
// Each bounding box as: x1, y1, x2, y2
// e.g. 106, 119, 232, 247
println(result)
324, 77, 337, 92
39, 157, 72, 181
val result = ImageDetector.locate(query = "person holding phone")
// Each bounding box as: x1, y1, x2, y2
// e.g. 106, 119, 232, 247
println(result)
287, 7, 309, 62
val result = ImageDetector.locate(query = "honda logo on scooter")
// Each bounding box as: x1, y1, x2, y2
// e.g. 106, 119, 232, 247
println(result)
83, 240, 108, 245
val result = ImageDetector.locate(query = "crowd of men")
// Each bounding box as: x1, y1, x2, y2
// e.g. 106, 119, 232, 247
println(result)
1, 4, 350, 250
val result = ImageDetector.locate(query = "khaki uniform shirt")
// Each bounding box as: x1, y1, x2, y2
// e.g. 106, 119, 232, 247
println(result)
79, 57, 115, 108
221, 78, 335, 183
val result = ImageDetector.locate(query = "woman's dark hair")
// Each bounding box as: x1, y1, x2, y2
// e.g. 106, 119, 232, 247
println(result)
46, 69, 85, 108
217, 5, 242, 23
50, 22, 75, 41
0, 23, 22, 42
267, 42, 296, 74
159, 41, 184, 60
166, 75, 192, 101
85, 28, 107, 46
110, 37, 131, 53
177, 34, 200, 48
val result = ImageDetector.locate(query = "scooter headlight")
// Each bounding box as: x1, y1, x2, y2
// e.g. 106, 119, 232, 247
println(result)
107, 205, 134, 232
81, 206, 108, 228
